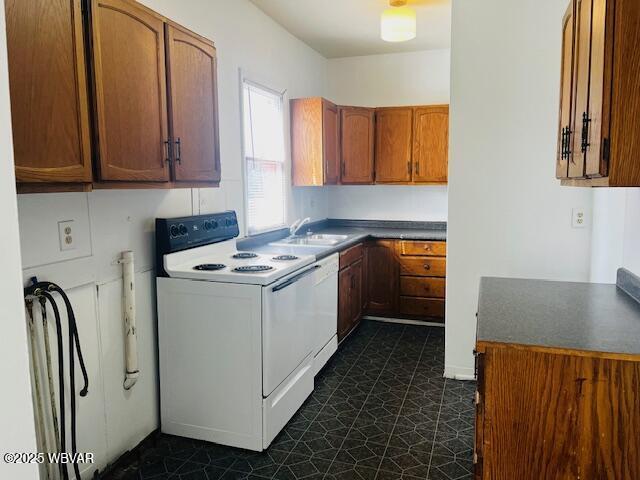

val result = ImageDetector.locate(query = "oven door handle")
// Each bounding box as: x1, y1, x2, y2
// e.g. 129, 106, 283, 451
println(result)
272, 265, 320, 292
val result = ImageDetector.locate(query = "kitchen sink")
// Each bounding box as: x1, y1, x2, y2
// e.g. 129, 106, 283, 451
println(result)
269, 234, 349, 247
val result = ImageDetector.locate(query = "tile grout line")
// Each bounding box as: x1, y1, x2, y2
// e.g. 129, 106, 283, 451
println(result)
424, 375, 447, 480
268, 322, 386, 479
372, 328, 432, 480
321, 325, 409, 480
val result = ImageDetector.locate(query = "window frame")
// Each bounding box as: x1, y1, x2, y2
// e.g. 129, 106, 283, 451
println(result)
239, 73, 288, 237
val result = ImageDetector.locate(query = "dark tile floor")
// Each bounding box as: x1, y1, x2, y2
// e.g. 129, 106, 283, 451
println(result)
106, 321, 475, 480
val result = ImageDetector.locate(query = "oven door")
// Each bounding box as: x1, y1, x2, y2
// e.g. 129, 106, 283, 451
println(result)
262, 264, 317, 396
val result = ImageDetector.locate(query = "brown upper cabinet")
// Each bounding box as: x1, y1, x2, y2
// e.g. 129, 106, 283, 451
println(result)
375, 105, 449, 184
7, 0, 221, 192
413, 106, 449, 183
165, 23, 221, 183
375, 107, 413, 183
91, 0, 170, 182
340, 106, 375, 184
290, 99, 449, 186
558, 0, 640, 187
291, 98, 339, 186
6, 0, 93, 191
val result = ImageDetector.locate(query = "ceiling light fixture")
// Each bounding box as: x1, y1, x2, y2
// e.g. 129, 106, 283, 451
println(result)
381, 0, 417, 43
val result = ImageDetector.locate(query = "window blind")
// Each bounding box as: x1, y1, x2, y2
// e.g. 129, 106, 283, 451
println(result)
242, 81, 286, 235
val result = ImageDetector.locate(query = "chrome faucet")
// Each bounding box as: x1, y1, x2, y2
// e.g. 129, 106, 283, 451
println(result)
290, 217, 311, 236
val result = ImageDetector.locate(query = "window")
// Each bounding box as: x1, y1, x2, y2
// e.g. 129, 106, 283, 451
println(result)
242, 80, 286, 235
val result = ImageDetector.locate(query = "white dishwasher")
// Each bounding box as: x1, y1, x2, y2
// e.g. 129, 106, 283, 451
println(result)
312, 253, 339, 375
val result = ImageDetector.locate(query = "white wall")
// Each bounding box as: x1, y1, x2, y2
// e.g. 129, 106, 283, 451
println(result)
590, 189, 640, 282
325, 50, 450, 222
327, 185, 447, 221
446, 0, 594, 378
0, 0, 39, 477
16, 0, 328, 476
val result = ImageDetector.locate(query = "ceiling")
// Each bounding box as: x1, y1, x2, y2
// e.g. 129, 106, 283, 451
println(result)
249, 0, 451, 59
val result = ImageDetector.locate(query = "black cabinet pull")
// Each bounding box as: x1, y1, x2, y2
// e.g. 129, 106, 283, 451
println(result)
164, 140, 171, 163
175, 137, 182, 164
581, 112, 591, 153
561, 126, 572, 160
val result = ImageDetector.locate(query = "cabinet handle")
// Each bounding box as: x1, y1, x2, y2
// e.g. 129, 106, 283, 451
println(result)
424, 245, 431, 251
407, 160, 411, 176
175, 137, 182, 164
164, 139, 171, 163
581, 112, 591, 153
415, 161, 419, 176
423, 263, 431, 271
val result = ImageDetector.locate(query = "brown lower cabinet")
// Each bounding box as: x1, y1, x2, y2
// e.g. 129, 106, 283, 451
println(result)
474, 343, 640, 479
338, 244, 364, 341
337, 239, 446, 340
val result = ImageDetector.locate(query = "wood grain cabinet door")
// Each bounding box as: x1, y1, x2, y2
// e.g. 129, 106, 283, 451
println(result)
569, 0, 592, 179
365, 240, 398, 316
340, 107, 375, 184
350, 259, 363, 328
166, 23, 220, 183
375, 107, 413, 183
323, 99, 340, 184
6, 0, 92, 184
338, 267, 352, 341
91, 0, 170, 182
413, 105, 449, 183
557, 3, 575, 179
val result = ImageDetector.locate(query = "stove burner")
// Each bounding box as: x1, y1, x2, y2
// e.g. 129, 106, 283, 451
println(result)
193, 263, 226, 271
232, 252, 258, 259
273, 255, 299, 261
233, 265, 274, 273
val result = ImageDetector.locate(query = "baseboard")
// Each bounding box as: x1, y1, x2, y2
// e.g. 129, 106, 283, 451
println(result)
444, 364, 476, 380
363, 316, 445, 328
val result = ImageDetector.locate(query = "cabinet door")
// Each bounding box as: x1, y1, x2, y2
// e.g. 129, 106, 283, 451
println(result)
413, 106, 449, 183
166, 24, 220, 183
91, 0, 170, 182
338, 267, 352, 341
365, 240, 398, 316
340, 107, 375, 184
584, 0, 609, 177
556, 3, 575, 179
569, 0, 592, 178
323, 99, 340, 184
350, 259, 363, 328
6, 0, 92, 184
375, 107, 413, 183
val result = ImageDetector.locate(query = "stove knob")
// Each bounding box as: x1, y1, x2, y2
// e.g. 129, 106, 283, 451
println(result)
178, 224, 188, 236
226, 218, 237, 227
210, 220, 219, 229
204, 220, 212, 231
170, 225, 179, 237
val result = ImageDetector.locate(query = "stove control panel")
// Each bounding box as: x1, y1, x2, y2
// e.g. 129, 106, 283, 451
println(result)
155, 211, 240, 275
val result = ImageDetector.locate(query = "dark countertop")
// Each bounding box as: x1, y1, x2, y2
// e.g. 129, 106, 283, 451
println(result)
237, 219, 446, 261
476, 274, 640, 356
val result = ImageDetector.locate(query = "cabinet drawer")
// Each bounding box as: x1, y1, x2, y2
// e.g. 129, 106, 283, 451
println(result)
400, 241, 446, 257
400, 277, 445, 298
399, 257, 446, 277
400, 297, 445, 318
340, 243, 363, 269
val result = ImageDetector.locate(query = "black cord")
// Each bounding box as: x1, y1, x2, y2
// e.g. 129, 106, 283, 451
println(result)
40, 291, 69, 480
26, 281, 89, 480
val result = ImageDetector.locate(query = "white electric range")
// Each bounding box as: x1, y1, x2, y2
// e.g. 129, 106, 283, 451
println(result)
155, 211, 318, 451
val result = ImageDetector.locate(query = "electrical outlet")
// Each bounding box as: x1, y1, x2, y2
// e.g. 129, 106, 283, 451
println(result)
572, 208, 587, 228
58, 220, 76, 251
